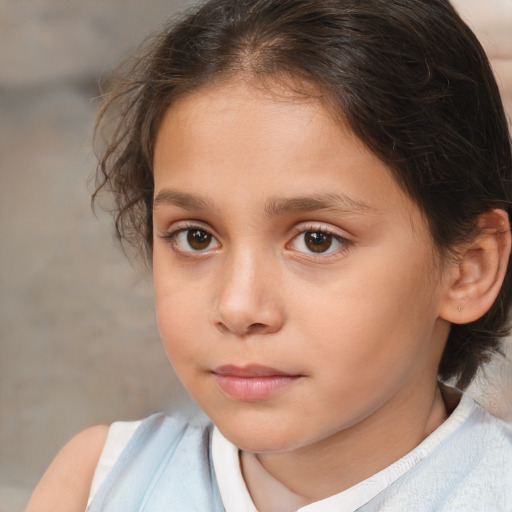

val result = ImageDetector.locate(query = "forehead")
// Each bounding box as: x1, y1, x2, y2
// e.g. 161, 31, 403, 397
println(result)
156, 79, 347, 164
153, 80, 424, 231
156, 80, 360, 182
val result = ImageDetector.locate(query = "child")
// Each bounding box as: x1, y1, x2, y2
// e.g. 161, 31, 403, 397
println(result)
27, 0, 512, 510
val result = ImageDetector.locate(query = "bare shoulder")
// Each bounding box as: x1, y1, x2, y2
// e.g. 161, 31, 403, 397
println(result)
25, 424, 109, 512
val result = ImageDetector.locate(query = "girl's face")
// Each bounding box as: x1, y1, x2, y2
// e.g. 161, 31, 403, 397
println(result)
152, 80, 452, 454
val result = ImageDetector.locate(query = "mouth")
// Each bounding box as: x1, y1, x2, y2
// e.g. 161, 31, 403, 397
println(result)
212, 365, 302, 401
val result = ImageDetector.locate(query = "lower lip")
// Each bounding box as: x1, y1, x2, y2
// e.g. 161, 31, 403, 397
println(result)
214, 374, 299, 401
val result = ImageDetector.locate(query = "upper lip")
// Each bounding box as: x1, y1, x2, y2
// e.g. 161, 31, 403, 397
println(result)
213, 364, 297, 378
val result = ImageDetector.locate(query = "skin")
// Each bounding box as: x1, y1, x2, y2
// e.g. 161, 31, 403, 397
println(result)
25, 425, 109, 512
151, 79, 455, 504
26, 78, 510, 510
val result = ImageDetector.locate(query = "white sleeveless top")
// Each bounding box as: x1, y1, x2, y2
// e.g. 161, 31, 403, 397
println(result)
87, 393, 512, 511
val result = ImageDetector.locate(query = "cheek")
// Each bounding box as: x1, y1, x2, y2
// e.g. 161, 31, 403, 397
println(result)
154, 294, 204, 394
301, 255, 441, 370
155, 292, 196, 341
153, 265, 202, 358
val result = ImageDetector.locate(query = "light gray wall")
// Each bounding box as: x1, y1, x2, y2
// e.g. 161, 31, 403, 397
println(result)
1, 1, 511, 510
0, 2, 195, 510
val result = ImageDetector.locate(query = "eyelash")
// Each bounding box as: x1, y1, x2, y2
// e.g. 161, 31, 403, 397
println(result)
287, 224, 352, 258
159, 222, 352, 258
159, 222, 219, 254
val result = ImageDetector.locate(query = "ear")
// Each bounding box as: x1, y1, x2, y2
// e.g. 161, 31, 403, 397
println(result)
440, 209, 511, 324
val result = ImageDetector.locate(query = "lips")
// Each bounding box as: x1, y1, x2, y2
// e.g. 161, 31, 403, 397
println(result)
214, 364, 296, 378
213, 365, 301, 401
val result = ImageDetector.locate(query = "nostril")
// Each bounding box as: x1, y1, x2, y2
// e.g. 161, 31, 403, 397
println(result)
214, 320, 271, 336
215, 321, 231, 335
247, 323, 270, 335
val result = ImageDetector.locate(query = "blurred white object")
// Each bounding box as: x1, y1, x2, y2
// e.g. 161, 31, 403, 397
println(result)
451, 0, 511, 54
468, 344, 512, 422
452, 0, 512, 119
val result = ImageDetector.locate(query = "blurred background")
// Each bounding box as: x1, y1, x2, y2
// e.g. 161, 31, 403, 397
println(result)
0, 0, 511, 510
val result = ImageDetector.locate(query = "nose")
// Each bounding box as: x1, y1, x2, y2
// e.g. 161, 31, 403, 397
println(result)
213, 250, 285, 337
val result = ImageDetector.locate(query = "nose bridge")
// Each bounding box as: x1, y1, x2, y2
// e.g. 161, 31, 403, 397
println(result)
214, 243, 283, 336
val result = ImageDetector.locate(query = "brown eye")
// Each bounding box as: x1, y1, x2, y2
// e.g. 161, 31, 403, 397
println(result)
304, 231, 333, 253
289, 229, 346, 256
170, 227, 220, 253
187, 229, 213, 250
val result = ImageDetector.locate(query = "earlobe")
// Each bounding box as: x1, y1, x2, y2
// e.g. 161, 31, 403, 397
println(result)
440, 209, 511, 325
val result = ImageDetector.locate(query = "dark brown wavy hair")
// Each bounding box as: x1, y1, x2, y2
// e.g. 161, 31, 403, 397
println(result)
94, 0, 512, 389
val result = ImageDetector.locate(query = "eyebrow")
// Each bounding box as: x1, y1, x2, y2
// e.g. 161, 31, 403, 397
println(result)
153, 190, 218, 212
153, 189, 377, 216
264, 193, 377, 217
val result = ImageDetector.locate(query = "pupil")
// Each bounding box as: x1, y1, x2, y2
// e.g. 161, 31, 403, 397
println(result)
187, 229, 211, 250
305, 232, 332, 253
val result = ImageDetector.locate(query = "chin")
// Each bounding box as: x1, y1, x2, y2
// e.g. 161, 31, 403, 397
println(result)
215, 420, 307, 454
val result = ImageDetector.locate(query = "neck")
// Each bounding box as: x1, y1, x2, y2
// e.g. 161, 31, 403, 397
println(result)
242, 382, 448, 510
